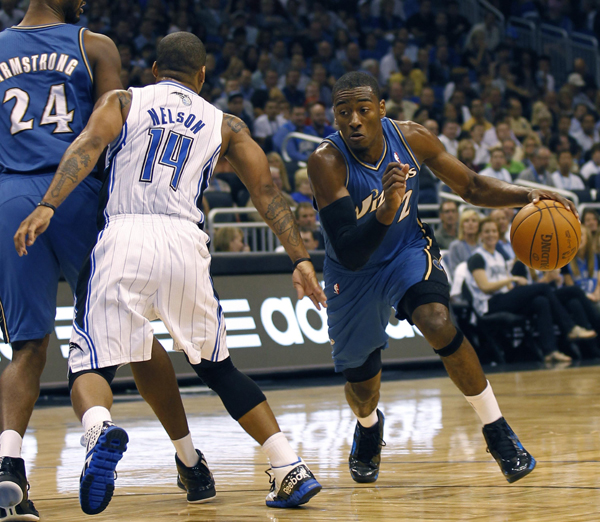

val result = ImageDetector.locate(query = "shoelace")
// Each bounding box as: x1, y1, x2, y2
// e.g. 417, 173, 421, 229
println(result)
487, 424, 518, 460
356, 428, 386, 462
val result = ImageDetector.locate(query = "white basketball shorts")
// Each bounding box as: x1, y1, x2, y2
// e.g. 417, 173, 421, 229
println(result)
69, 214, 228, 372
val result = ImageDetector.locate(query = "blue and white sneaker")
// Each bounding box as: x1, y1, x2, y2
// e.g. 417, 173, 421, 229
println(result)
79, 421, 128, 515
265, 459, 321, 508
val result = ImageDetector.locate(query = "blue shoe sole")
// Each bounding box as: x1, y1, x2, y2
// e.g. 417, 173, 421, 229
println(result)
505, 456, 537, 484
80, 427, 128, 515
266, 479, 322, 508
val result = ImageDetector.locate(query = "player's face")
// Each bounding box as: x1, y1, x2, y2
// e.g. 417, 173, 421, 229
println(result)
63, 0, 85, 24
334, 87, 385, 153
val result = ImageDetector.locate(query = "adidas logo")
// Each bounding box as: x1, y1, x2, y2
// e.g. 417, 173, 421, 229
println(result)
281, 465, 311, 496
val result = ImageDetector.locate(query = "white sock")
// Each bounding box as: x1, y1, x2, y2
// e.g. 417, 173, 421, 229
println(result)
0, 430, 22, 458
357, 409, 379, 428
82, 406, 112, 433
464, 380, 503, 426
261, 432, 299, 468
172, 433, 199, 468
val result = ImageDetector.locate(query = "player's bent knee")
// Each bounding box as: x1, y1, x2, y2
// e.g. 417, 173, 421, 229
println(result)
191, 357, 266, 421
342, 348, 382, 384
433, 329, 464, 358
68, 367, 118, 391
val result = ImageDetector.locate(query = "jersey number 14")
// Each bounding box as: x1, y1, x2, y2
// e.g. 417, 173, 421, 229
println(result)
3, 84, 74, 135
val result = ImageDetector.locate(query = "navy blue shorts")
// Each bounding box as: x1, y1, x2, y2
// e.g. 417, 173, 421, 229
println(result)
324, 226, 449, 372
0, 173, 102, 344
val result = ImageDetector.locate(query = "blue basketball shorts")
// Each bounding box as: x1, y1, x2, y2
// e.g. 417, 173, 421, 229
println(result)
323, 228, 449, 372
0, 173, 102, 344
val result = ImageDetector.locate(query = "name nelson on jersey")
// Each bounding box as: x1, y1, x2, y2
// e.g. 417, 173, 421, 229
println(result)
0, 52, 79, 82
147, 105, 205, 134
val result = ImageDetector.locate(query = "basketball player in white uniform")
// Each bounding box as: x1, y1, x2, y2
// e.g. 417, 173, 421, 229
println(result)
14, 33, 326, 515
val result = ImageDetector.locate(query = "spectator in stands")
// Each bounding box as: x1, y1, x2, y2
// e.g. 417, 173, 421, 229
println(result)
406, 0, 435, 44
379, 38, 408, 86
483, 119, 520, 153
580, 144, 600, 185
568, 72, 595, 112
572, 113, 600, 155
479, 147, 512, 183
466, 11, 501, 51
428, 44, 452, 87
535, 54, 555, 94
253, 98, 287, 148
385, 81, 417, 121
562, 225, 600, 304
390, 57, 427, 99
291, 168, 313, 204
272, 104, 317, 162
490, 209, 515, 261
0, 0, 24, 28
518, 146, 555, 186
227, 91, 253, 129
438, 120, 460, 157
424, 119, 439, 136
508, 97, 533, 142
466, 218, 594, 364
582, 209, 600, 252
300, 228, 320, 251
502, 139, 526, 179
470, 123, 490, 166
214, 227, 250, 253
310, 64, 333, 107
270, 39, 290, 77
552, 150, 586, 190
446, 209, 481, 276
294, 202, 318, 230
419, 87, 443, 123
307, 102, 335, 139
521, 134, 540, 169
281, 69, 305, 106
463, 99, 492, 133
535, 111, 554, 149
446, 1, 471, 46
315, 40, 345, 80
457, 139, 482, 173
434, 200, 459, 250
462, 29, 493, 76
550, 115, 580, 156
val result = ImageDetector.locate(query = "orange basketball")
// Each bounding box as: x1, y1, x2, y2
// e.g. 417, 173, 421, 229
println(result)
510, 200, 581, 271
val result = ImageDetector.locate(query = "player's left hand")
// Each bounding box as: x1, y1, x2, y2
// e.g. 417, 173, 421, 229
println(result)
293, 261, 327, 310
529, 189, 579, 218
14, 206, 54, 256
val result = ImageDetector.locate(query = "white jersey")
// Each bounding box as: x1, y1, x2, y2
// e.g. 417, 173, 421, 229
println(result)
466, 246, 510, 316
103, 81, 223, 227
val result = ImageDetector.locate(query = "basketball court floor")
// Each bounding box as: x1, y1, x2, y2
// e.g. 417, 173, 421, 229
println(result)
24, 364, 600, 521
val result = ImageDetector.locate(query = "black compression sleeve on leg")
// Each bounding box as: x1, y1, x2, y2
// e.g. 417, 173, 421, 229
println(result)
433, 329, 464, 357
319, 196, 391, 271
191, 357, 266, 421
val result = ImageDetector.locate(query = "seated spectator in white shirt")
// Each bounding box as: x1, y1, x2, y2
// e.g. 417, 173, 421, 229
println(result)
438, 120, 460, 157
253, 99, 287, 147
552, 150, 586, 190
479, 147, 512, 183
518, 146, 555, 186
470, 123, 490, 166
572, 113, 600, 154
580, 143, 600, 183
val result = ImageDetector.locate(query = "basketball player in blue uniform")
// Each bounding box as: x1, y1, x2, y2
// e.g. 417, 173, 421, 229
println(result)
0, 1, 122, 519
308, 72, 577, 485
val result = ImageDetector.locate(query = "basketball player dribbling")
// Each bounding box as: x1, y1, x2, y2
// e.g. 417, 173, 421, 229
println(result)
15, 33, 326, 515
308, 72, 577, 485
0, 1, 122, 519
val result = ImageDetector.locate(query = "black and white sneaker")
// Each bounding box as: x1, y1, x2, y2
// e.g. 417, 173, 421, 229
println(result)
175, 449, 216, 503
79, 421, 129, 515
265, 459, 321, 508
349, 410, 385, 483
0, 457, 38, 521
483, 417, 536, 483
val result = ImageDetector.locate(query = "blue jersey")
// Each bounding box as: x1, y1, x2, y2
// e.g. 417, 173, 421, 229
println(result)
322, 117, 426, 271
0, 23, 94, 175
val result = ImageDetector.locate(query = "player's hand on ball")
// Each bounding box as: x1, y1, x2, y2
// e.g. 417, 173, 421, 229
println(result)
293, 261, 327, 310
528, 189, 578, 218
377, 162, 408, 224
14, 206, 54, 257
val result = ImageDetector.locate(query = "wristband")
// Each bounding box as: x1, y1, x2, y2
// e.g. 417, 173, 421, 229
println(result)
37, 201, 57, 213
293, 257, 312, 270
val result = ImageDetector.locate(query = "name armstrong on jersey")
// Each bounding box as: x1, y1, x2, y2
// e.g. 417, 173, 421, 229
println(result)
0, 52, 79, 82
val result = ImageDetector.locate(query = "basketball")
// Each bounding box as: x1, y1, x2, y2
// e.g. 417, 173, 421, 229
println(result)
510, 200, 581, 271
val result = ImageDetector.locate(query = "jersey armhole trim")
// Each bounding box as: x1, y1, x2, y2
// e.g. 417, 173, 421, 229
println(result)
78, 27, 93, 82
323, 138, 350, 187
390, 119, 421, 170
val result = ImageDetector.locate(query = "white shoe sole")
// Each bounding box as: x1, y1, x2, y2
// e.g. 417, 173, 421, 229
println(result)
0, 481, 23, 509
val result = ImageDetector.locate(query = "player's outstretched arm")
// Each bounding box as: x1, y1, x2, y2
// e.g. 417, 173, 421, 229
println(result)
308, 143, 408, 271
14, 91, 131, 257
399, 121, 578, 215
221, 114, 326, 309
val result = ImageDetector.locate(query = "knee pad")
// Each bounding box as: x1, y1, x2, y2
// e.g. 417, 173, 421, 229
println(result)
191, 357, 266, 421
342, 348, 383, 383
433, 329, 464, 358
68, 366, 118, 391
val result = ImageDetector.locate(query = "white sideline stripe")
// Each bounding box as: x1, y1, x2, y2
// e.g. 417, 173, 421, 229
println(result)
220, 299, 250, 313
225, 317, 256, 331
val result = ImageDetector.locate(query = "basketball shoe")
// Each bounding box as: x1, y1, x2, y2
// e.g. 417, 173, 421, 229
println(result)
482, 417, 536, 483
265, 459, 322, 508
79, 421, 129, 515
0, 457, 38, 521
349, 409, 385, 483
175, 449, 216, 503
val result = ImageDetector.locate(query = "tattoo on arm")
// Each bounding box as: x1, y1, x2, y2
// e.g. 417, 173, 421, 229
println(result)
224, 114, 249, 134
262, 193, 300, 246
49, 147, 92, 199
117, 91, 131, 110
